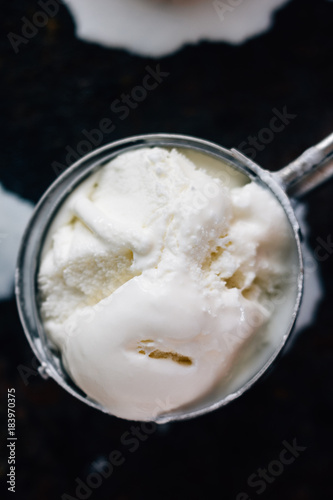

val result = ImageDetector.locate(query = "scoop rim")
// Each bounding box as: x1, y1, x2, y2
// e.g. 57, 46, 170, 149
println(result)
15, 133, 304, 423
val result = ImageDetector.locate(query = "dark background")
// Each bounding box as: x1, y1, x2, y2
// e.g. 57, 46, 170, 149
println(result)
1, 0, 333, 499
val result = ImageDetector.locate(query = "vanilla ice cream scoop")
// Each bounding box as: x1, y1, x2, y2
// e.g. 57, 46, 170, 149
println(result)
38, 147, 296, 421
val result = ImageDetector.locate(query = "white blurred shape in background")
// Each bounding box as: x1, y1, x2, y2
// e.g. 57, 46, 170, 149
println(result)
292, 204, 323, 336
0, 184, 33, 300
63, 0, 290, 57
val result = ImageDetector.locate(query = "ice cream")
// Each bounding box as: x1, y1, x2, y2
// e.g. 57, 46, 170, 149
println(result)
38, 147, 296, 421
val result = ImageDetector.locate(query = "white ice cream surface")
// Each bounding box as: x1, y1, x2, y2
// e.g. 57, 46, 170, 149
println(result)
38, 147, 298, 420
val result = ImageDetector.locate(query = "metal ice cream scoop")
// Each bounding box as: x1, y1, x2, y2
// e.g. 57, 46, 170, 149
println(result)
15, 132, 333, 423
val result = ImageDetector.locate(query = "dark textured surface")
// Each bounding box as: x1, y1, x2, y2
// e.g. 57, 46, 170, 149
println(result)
1, 0, 333, 499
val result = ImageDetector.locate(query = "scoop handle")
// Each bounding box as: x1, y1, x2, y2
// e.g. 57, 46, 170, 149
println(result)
276, 132, 333, 197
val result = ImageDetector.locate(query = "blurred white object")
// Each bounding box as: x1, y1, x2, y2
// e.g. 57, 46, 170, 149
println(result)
0, 184, 33, 300
293, 203, 323, 334
63, 0, 290, 57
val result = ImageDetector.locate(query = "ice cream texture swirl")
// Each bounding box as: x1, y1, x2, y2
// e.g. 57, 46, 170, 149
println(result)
38, 147, 293, 420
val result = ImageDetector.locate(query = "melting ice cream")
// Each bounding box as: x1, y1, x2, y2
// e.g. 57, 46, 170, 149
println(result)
38, 147, 296, 420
